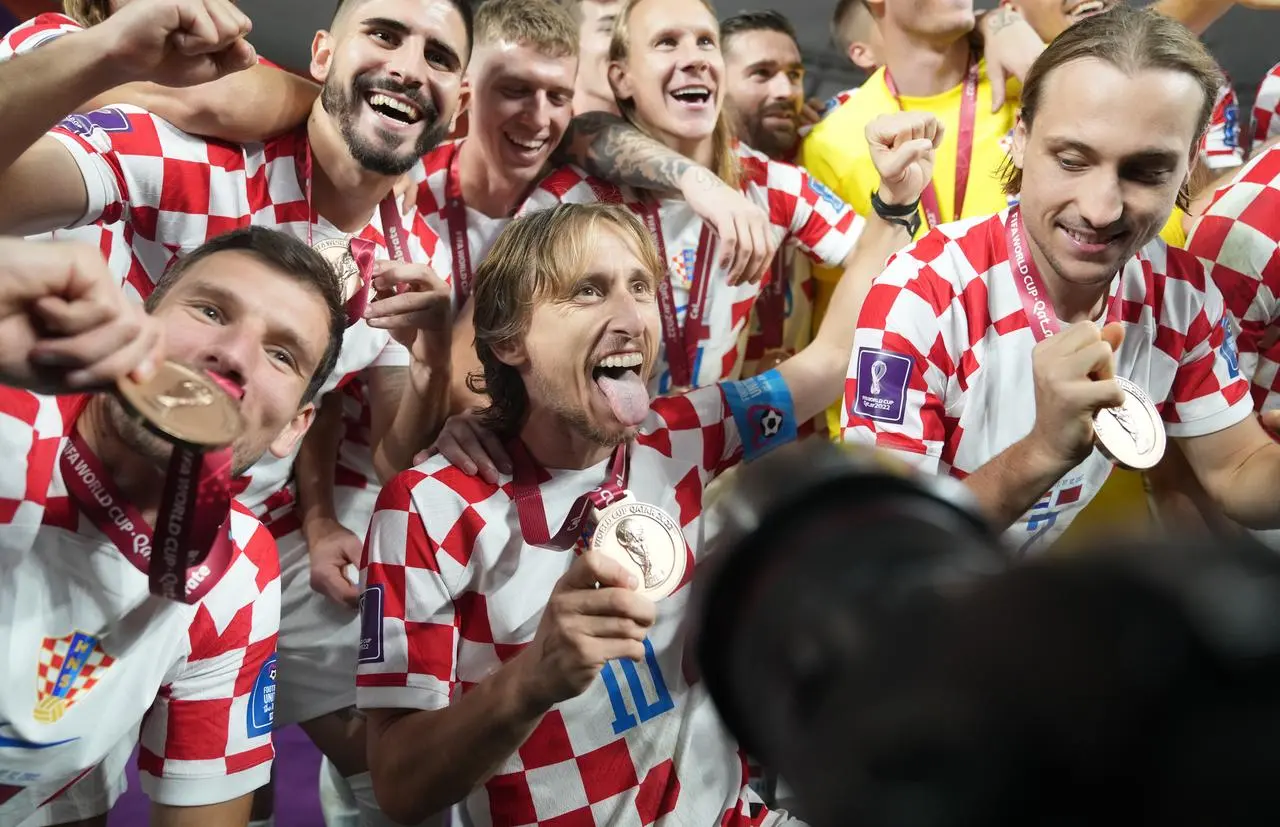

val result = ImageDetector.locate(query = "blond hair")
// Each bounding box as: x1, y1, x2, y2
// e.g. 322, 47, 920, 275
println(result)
474, 0, 579, 57
62, 0, 112, 26
608, 0, 740, 189
468, 203, 664, 435
1000, 5, 1222, 212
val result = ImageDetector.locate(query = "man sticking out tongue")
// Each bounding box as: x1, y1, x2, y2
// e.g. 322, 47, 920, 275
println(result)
354, 111, 935, 827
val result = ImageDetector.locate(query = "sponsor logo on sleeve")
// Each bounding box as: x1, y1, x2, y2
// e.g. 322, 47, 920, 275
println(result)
245, 655, 277, 738
853, 347, 913, 425
809, 178, 845, 212
358, 584, 386, 665
56, 108, 133, 139
1220, 316, 1240, 378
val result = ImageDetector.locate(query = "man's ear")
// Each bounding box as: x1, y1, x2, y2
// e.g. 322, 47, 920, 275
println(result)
608, 60, 633, 103
269, 404, 317, 459
453, 80, 473, 133
1010, 114, 1028, 171
311, 30, 335, 84
492, 337, 529, 369
848, 42, 878, 72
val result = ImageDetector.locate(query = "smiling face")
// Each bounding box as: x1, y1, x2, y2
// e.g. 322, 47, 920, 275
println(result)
469, 39, 577, 178
312, 0, 470, 176
1011, 57, 1203, 290
724, 27, 804, 159
119, 251, 334, 475
1008, 0, 1117, 43
499, 224, 661, 446
609, 0, 724, 153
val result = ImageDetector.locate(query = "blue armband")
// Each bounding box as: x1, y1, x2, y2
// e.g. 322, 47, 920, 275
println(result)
723, 369, 798, 463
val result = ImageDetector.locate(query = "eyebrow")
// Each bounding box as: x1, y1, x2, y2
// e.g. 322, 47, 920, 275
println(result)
1046, 137, 1182, 165
745, 58, 803, 73
187, 282, 316, 372
362, 16, 463, 69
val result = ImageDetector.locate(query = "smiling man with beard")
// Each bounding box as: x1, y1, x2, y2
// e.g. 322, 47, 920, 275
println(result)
0, 0, 471, 824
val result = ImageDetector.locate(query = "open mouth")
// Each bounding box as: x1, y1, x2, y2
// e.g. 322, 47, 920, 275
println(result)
669, 84, 713, 108
592, 351, 644, 382
205, 370, 246, 401
1059, 223, 1126, 254
364, 91, 424, 126
1066, 0, 1108, 20
504, 131, 549, 155
591, 351, 649, 427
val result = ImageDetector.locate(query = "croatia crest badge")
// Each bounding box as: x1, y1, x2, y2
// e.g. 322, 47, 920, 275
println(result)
34, 632, 114, 724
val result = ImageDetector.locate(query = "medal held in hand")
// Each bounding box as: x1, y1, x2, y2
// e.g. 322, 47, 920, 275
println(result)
115, 362, 244, 602
590, 494, 686, 601
1091, 376, 1166, 471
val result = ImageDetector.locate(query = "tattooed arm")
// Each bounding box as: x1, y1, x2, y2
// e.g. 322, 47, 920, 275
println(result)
554, 111, 777, 284
971, 5, 1044, 112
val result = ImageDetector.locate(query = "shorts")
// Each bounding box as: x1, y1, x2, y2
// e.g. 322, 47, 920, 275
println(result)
274, 485, 381, 728
20, 726, 134, 827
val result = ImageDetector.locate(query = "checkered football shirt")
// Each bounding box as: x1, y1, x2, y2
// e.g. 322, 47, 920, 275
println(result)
1256, 62, 1280, 148
1188, 145, 1280, 416
520, 142, 863, 393
841, 209, 1252, 555
0, 389, 280, 821
357, 376, 802, 827
45, 105, 451, 523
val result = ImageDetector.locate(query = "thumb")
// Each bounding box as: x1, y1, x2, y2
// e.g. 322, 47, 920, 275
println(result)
1094, 322, 1125, 380
988, 62, 1007, 114
565, 551, 638, 592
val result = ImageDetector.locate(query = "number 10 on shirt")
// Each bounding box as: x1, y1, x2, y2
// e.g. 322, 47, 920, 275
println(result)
601, 638, 674, 735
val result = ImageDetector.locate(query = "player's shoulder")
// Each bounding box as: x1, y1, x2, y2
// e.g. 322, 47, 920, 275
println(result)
803, 78, 883, 152
375, 454, 509, 530
0, 13, 82, 59
890, 211, 1008, 281
646, 386, 728, 442
52, 102, 225, 156
226, 501, 281, 586
529, 164, 622, 205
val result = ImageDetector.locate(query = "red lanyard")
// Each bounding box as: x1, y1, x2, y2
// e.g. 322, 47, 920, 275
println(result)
509, 439, 628, 550
636, 202, 714, 389
300, 138, 409, 326
440, 142, 475, 304
1005, 207, 1121, 340
883, 52, 979, 230
59, 405, 234, 604
755, 252, 789, 352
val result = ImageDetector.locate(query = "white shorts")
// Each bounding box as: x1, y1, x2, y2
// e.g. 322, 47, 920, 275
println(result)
274, 485, 381, 729
20, 725, 134, 827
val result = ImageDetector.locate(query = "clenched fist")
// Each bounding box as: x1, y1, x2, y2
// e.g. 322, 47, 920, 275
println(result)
1027, 321, 1127, 467
90, 0, 255, 88
865, 112, 944, 208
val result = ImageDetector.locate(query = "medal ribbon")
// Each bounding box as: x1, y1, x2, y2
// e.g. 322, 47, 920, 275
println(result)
1005, 207, 1122, 341
637, 201, 714, 390
883, 51, 979, 230
755, 252, 789, 353
441, 142, 476, 304
509, 439, 628, 550
60, 413, 235, 604
301, 139, 409, 327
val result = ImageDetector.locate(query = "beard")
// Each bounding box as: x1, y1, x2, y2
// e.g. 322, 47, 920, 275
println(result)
107, 396, 261, 478
320, 73, 450, 176
528, 371, 629, 449
742, 105, 799, 160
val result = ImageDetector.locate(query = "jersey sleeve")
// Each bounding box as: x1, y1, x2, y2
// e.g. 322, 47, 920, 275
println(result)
775, 164, 864, 268
518, 166, 622, 217
1186, 151, 1280, 413
136, 512, 281, 807
839, 248, 951, 474
356, 468, 459, 711
0, 14, 83, 61
1158, 250, 1253, 437
1254, 63, 1280, 146
1199, 83, 1244, 171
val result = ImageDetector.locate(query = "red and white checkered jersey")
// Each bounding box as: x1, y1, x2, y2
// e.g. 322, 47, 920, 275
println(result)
46, 107, 450, 520
357, 375, 802, 827
0, 12, 81, 59
1187, 145, 1280, 416
521, 142, 862, 393
1200, 81, 1245, 171
412, 140, 517, 274
1256, 62, 1280, 147
0, 389, 280, 821
841, 209, 1251, 554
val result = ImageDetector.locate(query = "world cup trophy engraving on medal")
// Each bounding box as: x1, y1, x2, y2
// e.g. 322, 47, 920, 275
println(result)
1092, 376, 1166, 471
591, 496, 687, 601
312, 236, 365, 306
116, 362, 243, 448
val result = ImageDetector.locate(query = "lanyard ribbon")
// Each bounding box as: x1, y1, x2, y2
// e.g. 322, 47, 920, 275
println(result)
637, 202, 714, 389
60, 415, 234, 604
1005, 207, 1121, 341
509, 440, 628, 550
883, 52, 979, 230
440, 142, 476, 305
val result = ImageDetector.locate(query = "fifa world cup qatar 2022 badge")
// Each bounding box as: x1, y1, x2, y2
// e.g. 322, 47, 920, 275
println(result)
1091, 377, 1166, 471
591, 494, 687, 601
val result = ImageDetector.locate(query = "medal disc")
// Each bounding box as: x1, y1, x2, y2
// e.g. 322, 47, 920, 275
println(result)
117, 362, 244, 448
1092, 376, 1166, 471
591, 500, 686, 601
312, 236, 364, 304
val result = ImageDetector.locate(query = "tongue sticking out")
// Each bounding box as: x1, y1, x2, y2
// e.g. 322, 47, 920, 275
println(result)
596, 371, 650, 427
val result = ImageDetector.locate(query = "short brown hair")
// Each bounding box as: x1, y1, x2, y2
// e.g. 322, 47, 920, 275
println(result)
468, 203, 664, 435
830, 0, 873, 54
1000, 5, 1222, 212
146, 227, 345, 407
474, 0, 578, 56
62, 0, 111, 26
609, 0, 741, 189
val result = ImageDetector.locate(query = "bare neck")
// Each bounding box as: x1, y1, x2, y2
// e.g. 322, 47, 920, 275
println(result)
1029, 233, 1114, 324
455, 139, 539, 218
306, 107, 398, 233
880, 28, 971, 97
77, 397, 165, 526
518, 408, 617, 471
573, 90, 621, 118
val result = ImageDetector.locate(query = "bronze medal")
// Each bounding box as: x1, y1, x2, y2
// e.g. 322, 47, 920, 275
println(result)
312, 236, 364, 304
116, 361, 243, 448
591, 498, 686, 601
1092, 377, 1166, 471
